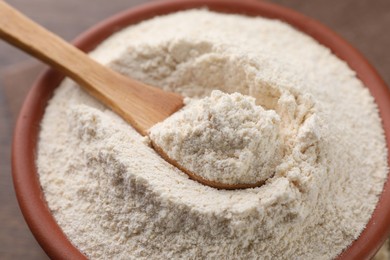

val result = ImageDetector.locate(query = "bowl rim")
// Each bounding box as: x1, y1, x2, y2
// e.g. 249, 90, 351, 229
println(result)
12, 0, 390, 259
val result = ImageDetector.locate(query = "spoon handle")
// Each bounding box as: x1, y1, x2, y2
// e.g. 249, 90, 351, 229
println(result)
0, 1, 183, 135
0, 1, 107, 90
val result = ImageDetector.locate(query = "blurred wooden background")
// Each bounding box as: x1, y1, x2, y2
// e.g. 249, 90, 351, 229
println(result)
0, 0, 389, 259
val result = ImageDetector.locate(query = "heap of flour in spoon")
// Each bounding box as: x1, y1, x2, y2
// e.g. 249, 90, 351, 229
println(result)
37, 9, 388, 259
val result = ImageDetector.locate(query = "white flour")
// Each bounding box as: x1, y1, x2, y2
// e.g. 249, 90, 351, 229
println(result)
37, 10, 388, 259
150, 90, 282, 186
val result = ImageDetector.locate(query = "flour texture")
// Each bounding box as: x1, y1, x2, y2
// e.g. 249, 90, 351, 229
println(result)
150, 90, 282, 185
37, 10, 388, 260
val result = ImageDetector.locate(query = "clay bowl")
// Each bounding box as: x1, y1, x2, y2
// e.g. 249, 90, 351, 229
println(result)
12, 0, 390, 259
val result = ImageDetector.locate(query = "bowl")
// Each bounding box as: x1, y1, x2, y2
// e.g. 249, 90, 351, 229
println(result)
12, 0, 390, 259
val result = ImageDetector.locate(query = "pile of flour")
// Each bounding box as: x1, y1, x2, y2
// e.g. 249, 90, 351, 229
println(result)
150, 90, 282, 186
37, 10, 388, 259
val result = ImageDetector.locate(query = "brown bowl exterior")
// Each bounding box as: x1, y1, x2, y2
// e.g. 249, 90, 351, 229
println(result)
12, 0, 390, 259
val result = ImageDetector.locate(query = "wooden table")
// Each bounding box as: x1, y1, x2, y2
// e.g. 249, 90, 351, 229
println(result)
1, 0, 389, 259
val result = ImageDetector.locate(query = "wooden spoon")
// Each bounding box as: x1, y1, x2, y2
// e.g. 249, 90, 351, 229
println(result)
0, 1, 262, 190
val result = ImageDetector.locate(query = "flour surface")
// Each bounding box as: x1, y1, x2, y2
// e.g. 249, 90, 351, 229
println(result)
37, 10, 388, 260
150, 90, 282, 185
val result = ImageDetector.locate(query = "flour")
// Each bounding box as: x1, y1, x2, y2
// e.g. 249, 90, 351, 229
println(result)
37, 10, 388, 259
150, 90, 282, 185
